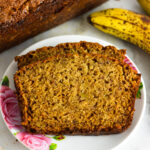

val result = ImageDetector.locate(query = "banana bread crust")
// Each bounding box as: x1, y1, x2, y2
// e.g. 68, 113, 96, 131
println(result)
14, 53, 141, 135
0, 0, 107, 52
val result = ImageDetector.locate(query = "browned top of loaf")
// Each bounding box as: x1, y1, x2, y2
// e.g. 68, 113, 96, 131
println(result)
15, 41, 126, 69
0, 0, 74, 25
14, 53, 140, 135
0, 0, 44, 23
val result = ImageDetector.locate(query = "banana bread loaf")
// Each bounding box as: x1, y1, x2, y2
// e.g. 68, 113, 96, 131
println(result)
14, 53, 141, 135
15, 41, 126, 69
0, 0, 106, 52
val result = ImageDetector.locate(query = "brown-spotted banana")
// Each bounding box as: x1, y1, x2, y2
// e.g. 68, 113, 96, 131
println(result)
138, 0, 150, 16
88, 8, 150, 53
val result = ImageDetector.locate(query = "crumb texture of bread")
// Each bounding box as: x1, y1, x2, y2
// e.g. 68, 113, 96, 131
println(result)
15, 41, 126, 69
14, 54, 140, 135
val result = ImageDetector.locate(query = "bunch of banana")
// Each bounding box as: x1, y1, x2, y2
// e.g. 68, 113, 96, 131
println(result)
88, 8, 150, 53
138, 0, 150, 16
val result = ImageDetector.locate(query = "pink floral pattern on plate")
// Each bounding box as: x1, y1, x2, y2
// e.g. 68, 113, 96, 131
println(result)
16, 132, 52, 150
124, 56, 137, 71
0, 85, 22, 129
0, 83, 57, 150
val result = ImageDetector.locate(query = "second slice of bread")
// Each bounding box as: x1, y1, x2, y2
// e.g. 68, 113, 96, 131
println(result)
15, 41, 126, 69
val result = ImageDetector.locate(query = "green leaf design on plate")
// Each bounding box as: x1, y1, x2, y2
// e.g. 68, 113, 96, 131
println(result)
136, 82, 143, 99
13, 133, 17, 136
53, 135, 65, 141
13, 132, 19, 136
49, 143, 57, 150
1, 76, 9, 87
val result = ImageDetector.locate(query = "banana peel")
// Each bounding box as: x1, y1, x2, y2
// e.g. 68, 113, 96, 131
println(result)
138, 0, 150, 16
88, 8, 150, 53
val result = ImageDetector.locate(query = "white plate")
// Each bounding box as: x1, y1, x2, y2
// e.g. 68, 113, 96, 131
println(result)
0, 35, 146, 150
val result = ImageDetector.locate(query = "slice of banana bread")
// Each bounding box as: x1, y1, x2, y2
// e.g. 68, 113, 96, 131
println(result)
14, 53, 140, 135
15, 41, 126, 69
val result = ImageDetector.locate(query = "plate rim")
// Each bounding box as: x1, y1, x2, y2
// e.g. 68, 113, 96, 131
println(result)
0, 35, 146, 150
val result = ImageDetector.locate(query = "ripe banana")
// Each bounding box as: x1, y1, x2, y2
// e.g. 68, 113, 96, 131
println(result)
138, 0, 150, 16
88, 8, 150, 53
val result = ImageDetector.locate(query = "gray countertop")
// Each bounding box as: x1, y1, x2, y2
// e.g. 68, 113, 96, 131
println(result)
0, 0, 150, 149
